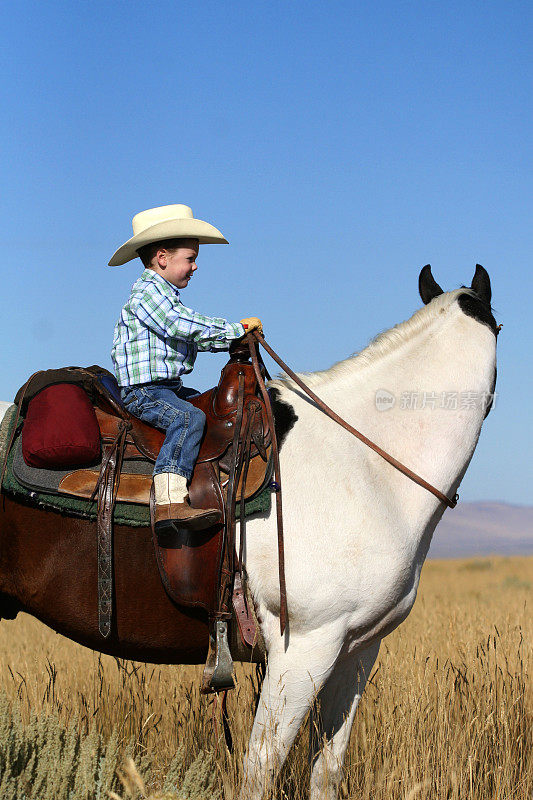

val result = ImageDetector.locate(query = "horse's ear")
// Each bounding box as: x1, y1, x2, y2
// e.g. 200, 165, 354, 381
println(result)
419, 265, 444, 305
471, 264, 492, 305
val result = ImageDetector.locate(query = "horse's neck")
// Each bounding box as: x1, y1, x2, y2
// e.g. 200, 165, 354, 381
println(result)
283, 303, 495, 542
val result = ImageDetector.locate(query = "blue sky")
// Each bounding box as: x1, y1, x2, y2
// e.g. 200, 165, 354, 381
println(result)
1, 1, 531, 504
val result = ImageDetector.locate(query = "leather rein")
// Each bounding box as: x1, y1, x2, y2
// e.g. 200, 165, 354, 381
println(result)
246, 332, 458, 636
252, 331, 459, 508
252, 332, 458, 510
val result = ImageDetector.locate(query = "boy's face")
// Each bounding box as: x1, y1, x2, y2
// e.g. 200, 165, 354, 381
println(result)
154, 238, 200, 289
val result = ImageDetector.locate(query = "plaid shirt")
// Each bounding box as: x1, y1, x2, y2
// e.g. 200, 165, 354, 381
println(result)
111, 269, 245, 387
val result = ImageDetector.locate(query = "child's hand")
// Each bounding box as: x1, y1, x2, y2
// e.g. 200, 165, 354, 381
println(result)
240, 317, 263, 335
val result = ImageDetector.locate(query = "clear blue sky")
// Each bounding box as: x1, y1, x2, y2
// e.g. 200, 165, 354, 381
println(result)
1, 1, 531, 504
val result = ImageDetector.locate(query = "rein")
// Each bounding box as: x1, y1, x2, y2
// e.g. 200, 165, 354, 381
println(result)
246, 331, 458, 636
252, 332, 459, 510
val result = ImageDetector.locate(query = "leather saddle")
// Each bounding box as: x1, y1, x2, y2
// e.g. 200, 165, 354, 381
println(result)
7, 339, 273, 689
59, 358, 271, 511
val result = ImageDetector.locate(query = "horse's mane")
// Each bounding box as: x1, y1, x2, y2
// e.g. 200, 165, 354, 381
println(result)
270, 288, 475, 389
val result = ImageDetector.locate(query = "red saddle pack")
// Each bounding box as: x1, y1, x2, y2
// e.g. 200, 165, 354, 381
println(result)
22, 383, 101, 468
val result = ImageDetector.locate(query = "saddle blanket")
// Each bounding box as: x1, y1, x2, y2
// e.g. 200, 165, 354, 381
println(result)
0, 404, 271, 526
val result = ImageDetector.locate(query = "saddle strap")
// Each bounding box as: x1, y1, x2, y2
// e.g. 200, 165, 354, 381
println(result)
248, 336, 288, 635
94, 420, 131, 638
237, 400, 261, 573
221, 372, 246, 616
233, 571, 261, 649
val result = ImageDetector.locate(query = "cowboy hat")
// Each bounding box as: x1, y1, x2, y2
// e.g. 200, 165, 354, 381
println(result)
108, 204, 228, 266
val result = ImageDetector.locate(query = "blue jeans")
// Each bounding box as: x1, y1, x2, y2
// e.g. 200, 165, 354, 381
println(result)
120, 380, 206, 480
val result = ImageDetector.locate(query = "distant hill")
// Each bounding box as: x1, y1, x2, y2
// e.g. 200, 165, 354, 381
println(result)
429, 502, 533, 559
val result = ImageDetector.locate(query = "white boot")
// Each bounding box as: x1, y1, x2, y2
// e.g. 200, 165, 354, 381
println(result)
153, 473, 188, 505
153, 472, 222, 531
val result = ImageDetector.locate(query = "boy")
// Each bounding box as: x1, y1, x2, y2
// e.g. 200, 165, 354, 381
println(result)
109, 204, 262, 533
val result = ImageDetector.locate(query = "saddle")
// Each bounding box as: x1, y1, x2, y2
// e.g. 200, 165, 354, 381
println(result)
4, 338, 280, 691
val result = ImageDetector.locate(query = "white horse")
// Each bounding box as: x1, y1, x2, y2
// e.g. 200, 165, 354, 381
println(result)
0, 266, 497, 800
237, 265, 497, 799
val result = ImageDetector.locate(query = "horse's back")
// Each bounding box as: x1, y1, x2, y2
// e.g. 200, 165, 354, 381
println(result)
0, 402, 11, 424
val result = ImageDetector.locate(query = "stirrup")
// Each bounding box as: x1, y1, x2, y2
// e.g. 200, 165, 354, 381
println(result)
201, 618, 235, 694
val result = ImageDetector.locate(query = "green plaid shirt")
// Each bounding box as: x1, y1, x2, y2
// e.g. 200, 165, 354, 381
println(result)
111, 269, 245, 387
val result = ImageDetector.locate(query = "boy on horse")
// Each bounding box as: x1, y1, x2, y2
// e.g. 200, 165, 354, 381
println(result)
109, 204, 262, 533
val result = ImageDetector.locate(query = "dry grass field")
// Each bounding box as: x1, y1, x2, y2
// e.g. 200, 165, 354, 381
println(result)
0, 555, 531, 799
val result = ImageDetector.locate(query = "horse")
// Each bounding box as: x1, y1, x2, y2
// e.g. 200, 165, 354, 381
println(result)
0, 265, 498, 799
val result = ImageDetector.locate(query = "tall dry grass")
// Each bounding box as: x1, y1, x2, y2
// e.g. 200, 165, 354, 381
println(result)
0, 555, 531, 799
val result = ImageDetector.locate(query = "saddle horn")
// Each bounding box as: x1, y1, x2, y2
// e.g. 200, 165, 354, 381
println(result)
419, 264, 444, 305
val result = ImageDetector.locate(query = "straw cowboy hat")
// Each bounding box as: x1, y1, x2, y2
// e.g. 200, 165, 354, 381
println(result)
108, 204, 228, 266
